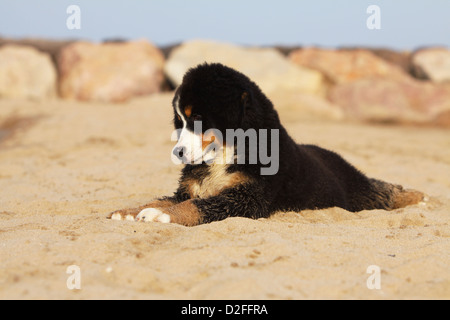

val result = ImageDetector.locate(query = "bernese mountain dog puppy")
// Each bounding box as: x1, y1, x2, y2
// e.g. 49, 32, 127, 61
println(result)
109, 63, 423, 226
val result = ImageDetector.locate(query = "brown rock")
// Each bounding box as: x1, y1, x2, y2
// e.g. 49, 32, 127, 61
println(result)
434, 109, 450, 127
368, 48, 412, 74
289, 48, 410, 84
164, 40, 325, 96
328, 77, 450, 126
411, 47, 450, 83
58, 40, 165, 102
0, 44, 57, 100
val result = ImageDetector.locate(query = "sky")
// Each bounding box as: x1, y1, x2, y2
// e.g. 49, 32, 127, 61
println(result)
0, 0, 449, 50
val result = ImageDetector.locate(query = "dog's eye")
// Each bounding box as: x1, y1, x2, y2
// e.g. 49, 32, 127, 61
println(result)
192, 114, 202, 121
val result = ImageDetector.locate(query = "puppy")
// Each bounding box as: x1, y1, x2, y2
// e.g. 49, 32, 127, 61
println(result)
109, 63, 423, 226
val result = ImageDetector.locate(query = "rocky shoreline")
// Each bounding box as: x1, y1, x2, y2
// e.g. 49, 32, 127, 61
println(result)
1, 37, 449, 127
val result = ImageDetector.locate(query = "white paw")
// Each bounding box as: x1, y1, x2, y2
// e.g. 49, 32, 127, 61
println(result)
110, 213, 123, 221
110, 213, 137, 221
136, 208, 171, 223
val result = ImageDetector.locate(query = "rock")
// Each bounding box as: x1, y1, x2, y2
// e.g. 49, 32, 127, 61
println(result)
273, 45, 303, 57
434, 109, 450, 127
0, 45, 57, 100
328, 77, 450, 126
289, 48, 410, 84
368, 48, 412, 74
159, 42, 182, 59
164, 40, 325, 95
411, 48, 450, 83
340, 47, 412, 74
271, 92, 344, 122
0, 37, 75, 65
58, 40, 165, 102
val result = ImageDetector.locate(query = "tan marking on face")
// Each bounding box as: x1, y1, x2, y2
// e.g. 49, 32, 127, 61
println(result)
202, 132, 216, 150
184, 105, 193, 118
181, 165, 251, 199
161, 200, 202, 226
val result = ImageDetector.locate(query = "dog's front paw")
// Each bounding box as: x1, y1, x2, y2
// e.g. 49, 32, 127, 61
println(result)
108, 210, 139, 221
136, 208, 171, 223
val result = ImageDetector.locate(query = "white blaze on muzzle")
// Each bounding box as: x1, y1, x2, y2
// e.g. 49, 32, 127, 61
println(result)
172, 97, 207, 164
173, 121, 204, 164
171, 95, 236, 165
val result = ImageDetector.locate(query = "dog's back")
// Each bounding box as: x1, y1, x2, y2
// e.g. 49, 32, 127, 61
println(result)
271, 143, 423, 213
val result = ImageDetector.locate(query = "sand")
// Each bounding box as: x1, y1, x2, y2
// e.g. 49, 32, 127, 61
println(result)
0, 92, 449, 300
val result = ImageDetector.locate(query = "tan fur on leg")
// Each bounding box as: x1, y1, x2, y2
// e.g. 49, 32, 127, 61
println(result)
160, 200, 202, 226
107, 199, 176, 220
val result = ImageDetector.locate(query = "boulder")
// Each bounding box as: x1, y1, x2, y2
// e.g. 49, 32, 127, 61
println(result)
0, 37, 75, 65
328, 77, 450, 126
58, 40, 165, 102
164, 40, 325, 95
0, 45, 57, 100
411, 47, 450, 83
289, 48, 410, 84
368, 48, 412, 74
271, 92, 344, 122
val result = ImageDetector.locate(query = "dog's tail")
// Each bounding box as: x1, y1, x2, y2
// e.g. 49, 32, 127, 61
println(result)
391, 186, 425, 210
368, 178, 425, 211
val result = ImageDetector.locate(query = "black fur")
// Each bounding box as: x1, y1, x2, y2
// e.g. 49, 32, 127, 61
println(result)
164, 63, 418, 224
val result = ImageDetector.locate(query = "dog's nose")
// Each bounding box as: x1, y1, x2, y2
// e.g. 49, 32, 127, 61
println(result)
173, 146, 184, 159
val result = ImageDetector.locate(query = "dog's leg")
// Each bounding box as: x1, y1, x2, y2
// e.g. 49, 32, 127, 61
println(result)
108, 185, 191, 221
135, 184, 270, 226
108, 198, 177, 221
194, 186, 271, 224
136, 199, 202, 226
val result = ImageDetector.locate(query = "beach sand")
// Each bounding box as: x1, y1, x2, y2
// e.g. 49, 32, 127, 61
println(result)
0, 92, 449, 299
